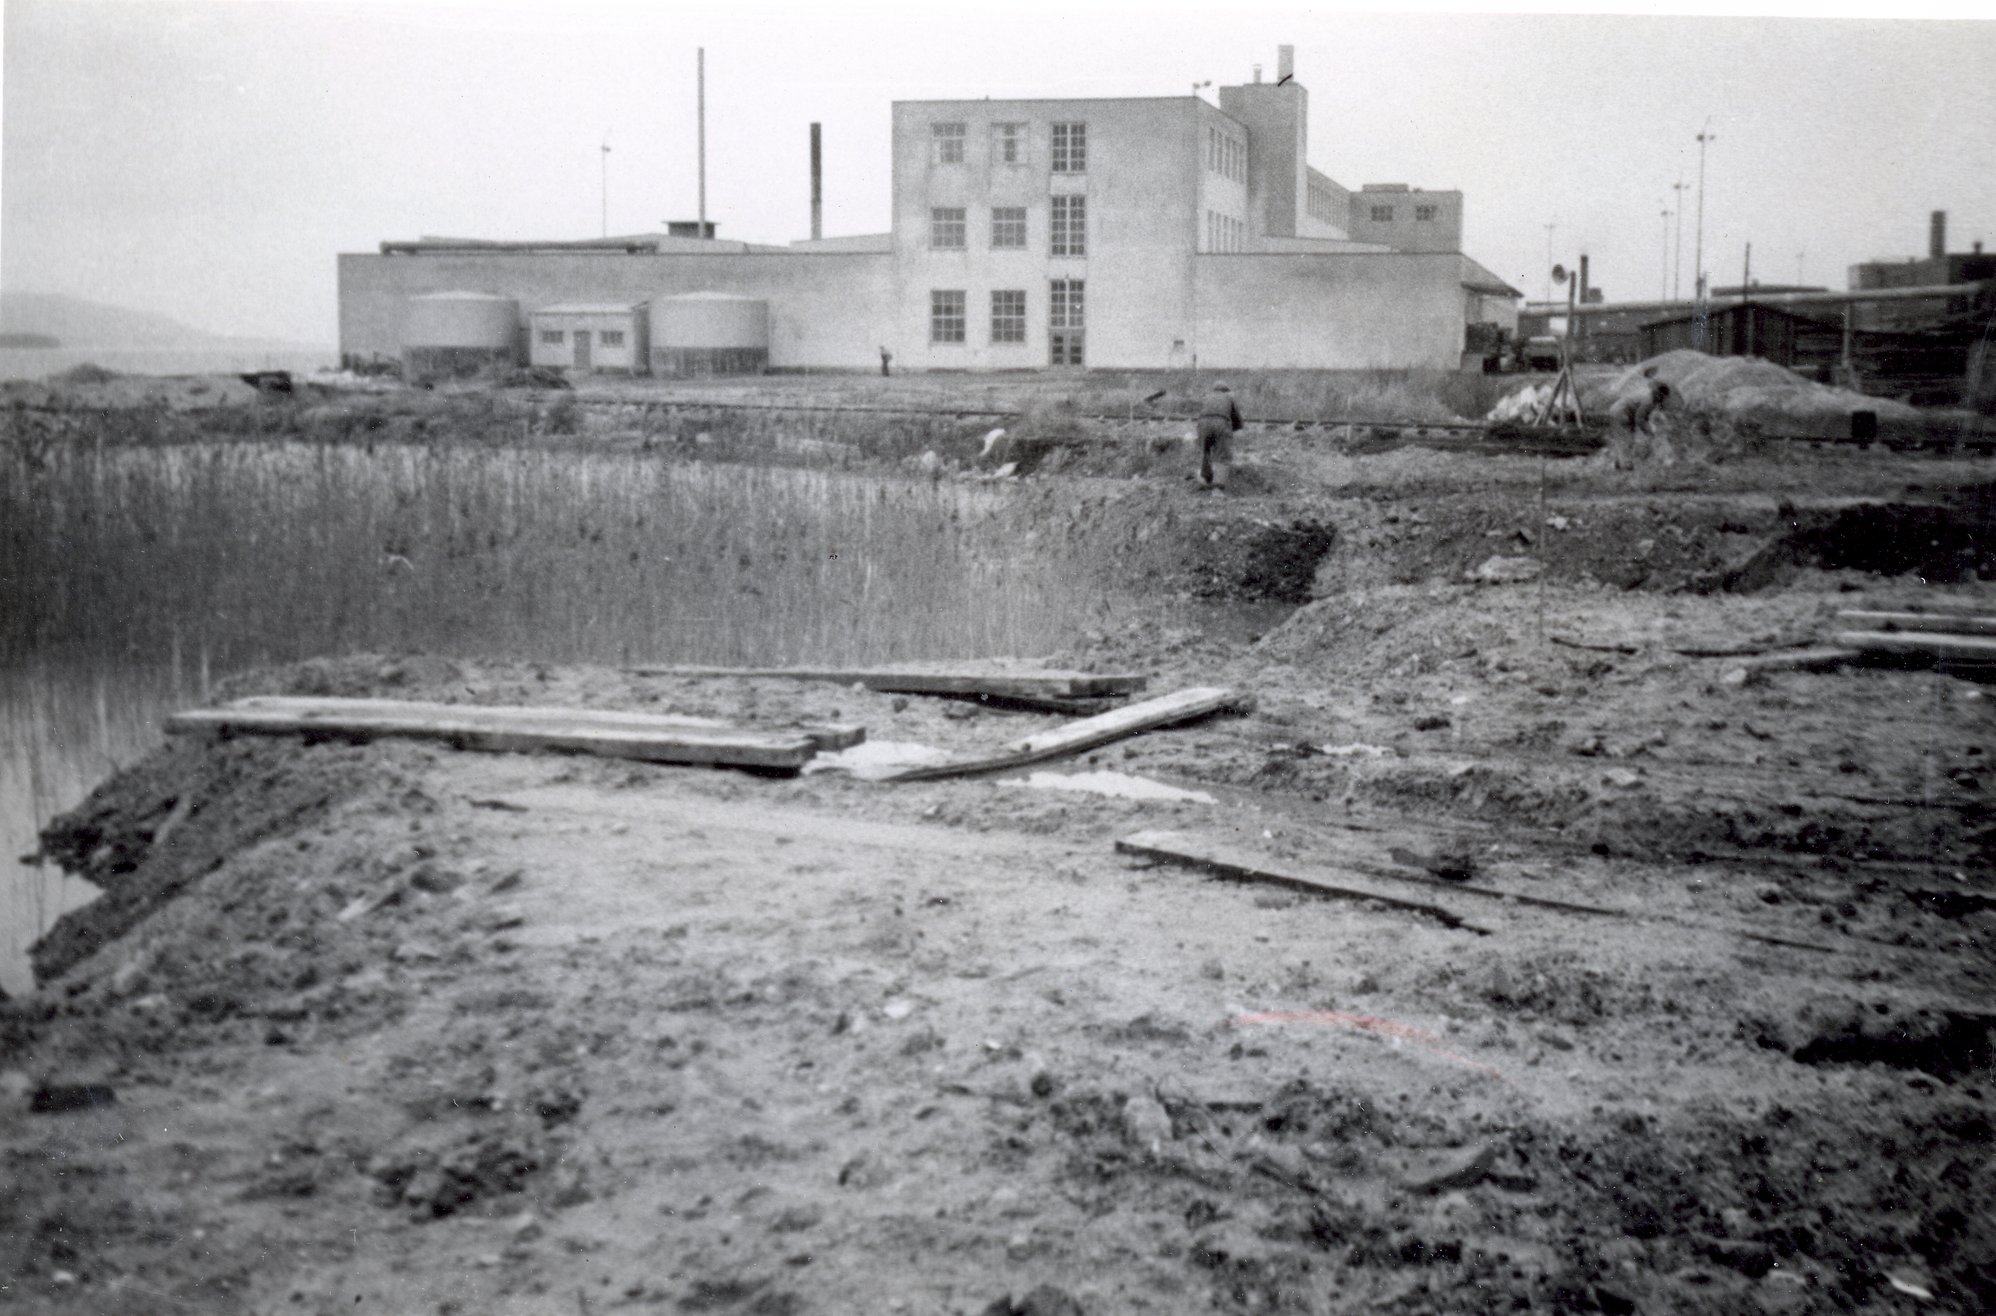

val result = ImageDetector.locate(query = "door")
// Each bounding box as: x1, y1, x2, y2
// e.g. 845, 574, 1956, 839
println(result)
573, 327, 593, 371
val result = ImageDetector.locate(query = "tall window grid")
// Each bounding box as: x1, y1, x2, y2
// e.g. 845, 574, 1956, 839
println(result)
992, 123, 1026, 164
1050, 195, 1086, 258
933, 122, 966, 164
1049, 278, 1084, 366
990, 290, 1026, 344
1051, 122, 1086, 174
930, 207, 967, 250
1206, 128, 1243, 182
1205, 211, 1243, 253
930, 290, 966, 344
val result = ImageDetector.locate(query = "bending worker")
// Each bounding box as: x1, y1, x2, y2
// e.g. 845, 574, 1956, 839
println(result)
1197, 381, 1243, 489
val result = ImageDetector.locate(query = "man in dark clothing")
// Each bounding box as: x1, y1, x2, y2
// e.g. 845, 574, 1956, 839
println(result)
1197, 382, 1243, 489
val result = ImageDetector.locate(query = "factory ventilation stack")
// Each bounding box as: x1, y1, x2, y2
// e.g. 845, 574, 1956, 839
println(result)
650, 292, 769, 377
811, 123, 823, 242
400, 291, 519, 382
1931, 210, 1947, 260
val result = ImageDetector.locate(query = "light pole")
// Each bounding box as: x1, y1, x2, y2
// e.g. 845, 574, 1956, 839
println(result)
1694, 120, 1715, 304
600, 134, 612, 238
1671, 180, 1686, 300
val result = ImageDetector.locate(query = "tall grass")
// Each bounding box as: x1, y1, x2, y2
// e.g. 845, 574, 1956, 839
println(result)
0, 442, 1114, 673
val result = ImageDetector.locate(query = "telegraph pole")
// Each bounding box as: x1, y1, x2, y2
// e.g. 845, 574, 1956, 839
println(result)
1694, 121, 1715, 304
1660, 204, 1671, 300
1670, 180, 1686, 300
600, 135, 611, 238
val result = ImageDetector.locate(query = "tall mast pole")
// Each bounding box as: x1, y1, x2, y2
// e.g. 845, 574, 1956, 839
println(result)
1694, 121, 1715, 304
697, 48, 707, 236
1670, 180, 1686, 300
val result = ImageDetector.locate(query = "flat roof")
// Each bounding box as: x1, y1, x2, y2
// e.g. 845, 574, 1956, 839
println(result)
533, 302, 646, 315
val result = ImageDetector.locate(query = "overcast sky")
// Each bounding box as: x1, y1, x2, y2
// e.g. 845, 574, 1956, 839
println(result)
4, 1, 1992, 344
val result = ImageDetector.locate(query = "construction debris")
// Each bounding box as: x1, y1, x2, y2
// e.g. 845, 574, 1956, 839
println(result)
1114, 829, 1486, 931
167, 697, 847, 772
627, 662, 1147, 703
887, 688, 1242, 783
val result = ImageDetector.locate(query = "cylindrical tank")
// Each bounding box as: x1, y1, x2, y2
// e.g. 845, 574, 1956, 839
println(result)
650, 293, 770, 377
401, 292, 520, 381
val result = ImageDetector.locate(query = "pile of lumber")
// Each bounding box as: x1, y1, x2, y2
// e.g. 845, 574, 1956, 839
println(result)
1834, 607, 1996, 670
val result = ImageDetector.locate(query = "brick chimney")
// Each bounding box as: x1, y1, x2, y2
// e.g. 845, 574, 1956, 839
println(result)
1930, 210, 1946, 260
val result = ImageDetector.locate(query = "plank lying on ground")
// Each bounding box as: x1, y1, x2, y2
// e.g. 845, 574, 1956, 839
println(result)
887, 687, 1240, 782
1835, 631, 1996, 665
167, 699, 826, 770
1836, 611, 1996, 638
1728, 646, 1864, 677
223, 696, 864, 752
1115, 830, 1487, 932
628, 663, 1148, 700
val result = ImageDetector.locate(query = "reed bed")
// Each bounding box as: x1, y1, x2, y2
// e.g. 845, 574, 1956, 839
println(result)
1, 441, 1112, 674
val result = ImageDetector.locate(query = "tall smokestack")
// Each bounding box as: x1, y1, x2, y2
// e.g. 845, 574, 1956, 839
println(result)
1930, 210, 1946, 260
810, 123, 822, 241
697, 48, 707, 237
1278, 44, 1294, 82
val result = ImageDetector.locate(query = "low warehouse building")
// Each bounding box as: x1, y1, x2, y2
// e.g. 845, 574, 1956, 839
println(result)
528, 303, 648, 374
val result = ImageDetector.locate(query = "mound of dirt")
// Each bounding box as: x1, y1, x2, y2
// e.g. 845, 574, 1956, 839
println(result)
1599, 350, 1919, 428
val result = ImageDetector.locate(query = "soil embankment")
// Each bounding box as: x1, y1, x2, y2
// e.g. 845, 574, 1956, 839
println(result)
4, 374, 1994, 1314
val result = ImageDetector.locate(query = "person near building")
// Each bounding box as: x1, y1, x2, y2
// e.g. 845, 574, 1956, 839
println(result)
1197, 382, 1243, 489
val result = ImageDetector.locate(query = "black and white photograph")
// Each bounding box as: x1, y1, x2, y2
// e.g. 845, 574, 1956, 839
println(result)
3, 2, 1993, 1311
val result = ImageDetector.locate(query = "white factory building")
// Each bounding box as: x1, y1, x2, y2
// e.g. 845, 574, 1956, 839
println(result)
339, 46, 1520, 376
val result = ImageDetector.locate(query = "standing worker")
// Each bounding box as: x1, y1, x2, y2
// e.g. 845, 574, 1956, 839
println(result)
1197, 381, 1243, 490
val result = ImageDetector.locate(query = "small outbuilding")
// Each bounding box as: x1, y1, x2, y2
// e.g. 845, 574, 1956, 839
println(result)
529, 302, 649, 374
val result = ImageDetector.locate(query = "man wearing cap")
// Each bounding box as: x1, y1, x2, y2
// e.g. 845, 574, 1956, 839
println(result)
1197, 381, 1243, 490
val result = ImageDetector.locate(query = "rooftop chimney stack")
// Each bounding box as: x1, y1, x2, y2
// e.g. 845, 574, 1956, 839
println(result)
1278, 45, 1294, 82
1930, 210, 1946, 260
810, 122, 822, 242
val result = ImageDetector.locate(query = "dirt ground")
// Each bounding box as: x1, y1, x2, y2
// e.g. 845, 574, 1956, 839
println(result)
4, 374, 1995, 1315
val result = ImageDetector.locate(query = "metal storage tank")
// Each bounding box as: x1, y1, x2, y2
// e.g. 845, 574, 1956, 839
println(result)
401, 292, 520, 381
650, 293, 770, 377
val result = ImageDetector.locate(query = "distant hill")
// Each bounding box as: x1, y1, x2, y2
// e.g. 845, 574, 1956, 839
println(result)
0, 292, 325, 352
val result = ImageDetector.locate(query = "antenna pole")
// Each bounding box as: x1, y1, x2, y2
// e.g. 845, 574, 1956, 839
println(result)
697, 48, 707, 236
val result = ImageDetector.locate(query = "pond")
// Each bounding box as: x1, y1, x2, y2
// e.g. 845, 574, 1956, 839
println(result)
0, 442, 1136, 993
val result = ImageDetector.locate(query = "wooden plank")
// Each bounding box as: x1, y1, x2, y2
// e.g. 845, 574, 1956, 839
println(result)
226, 696, 864, 751
1836, 611, 1996, 638
166, 703, 820, 771
1730, 646, 1864, 677
628, 663, 1149, 699
1835, 631, 1996, 665
886, 687, 1241, 782
1114, 830, 1487, 932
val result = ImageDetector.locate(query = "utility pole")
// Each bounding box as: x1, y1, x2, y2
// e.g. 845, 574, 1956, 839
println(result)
600, 134, 611, 238
1694, 120, 1715, 304
1660, 204, 1671, 300
697, 48, 707, 237
1671, 180, 1686, 300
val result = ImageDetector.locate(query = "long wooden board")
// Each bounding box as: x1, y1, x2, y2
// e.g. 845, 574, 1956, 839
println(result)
887, 687, 1240, 782
167, 698, 830, 771
1835, 631, 1996, 665
1836, 611, 1996, 638
1115, 830, 1486, 932
629, 663, 1149, 700
220, 696, 864, 751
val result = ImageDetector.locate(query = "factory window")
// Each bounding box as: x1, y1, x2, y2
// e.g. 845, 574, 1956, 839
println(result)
930, 290, 966, 344
1370, 204, 1394, 223
1051, 122, 1086, 174
1050, 194, 1086, 258
1207, 127, 1218, 171
930, 207, 967, 250
539, 329, 564, 345
1049, 278, 1084, 366
933, 122, 966, 164
993, 122, 1026, 165
991, 207, 1027, 249
991, 290, 1026, 343
600, 330, 625, 347
1415, 205, 1438, 222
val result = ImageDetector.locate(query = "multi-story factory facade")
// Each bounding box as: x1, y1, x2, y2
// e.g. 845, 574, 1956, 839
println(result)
338, 47, 1519, 373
